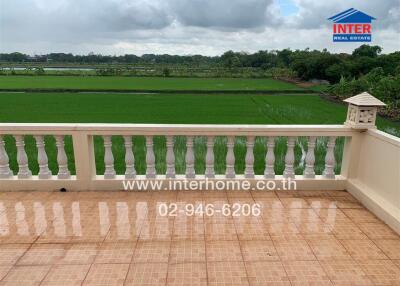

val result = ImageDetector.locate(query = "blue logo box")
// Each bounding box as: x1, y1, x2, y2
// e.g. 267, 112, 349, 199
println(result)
333, 34, 372, 42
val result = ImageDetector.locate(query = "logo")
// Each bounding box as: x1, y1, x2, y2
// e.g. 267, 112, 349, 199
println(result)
328, 8, 376, 42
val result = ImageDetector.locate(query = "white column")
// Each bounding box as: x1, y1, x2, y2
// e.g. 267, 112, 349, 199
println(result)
14, 135, 32, 179
123, 136, 136, 179
244, 136, 255, 178
303, 136, 316, 178
264, 137, 275, 179
103, 135, 116, 179
283, 137, 296, 179
166, 136, 175, 178
55, 135, 70, 179
185, 136, 195, 178
34, 135, 52, 179
225, 136, 235, 178
145, 136, 156, 178
323, 137, 337, 179
0, 135, 12, 178
205, 136, 215, 178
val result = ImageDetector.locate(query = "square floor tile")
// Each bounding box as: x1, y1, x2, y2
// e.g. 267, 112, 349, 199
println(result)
172, 221, 204, 241
132, 241, 170, 263
0, 265, 12, 280
1, 265, 51, 286
283, 260, 332, 285
308, 239, 351, 260
264, 222, 302, 240
342, 209, 380, 223
205, 223, 237, 241
58, 243, 98, 265
235, 223, 271, 241
125, 263, 167, 286
358, 259, 400, 286
41, 264, 91, 286
358, 222, 399, 240
17, 244, 67, 266
94, 242, 135, 264
320, 260, 373, 286
245, 261, 290, 286
167, 262, 207, 286
273, 239, 316, 261
207, 261, 249, 286
0, 244, 30, 265
169, 241, 206, 263
206, 240, 243, 262
373, 239, 400, 259
83, 263, 129, 286
330, 222, 368, 240
340, 239, 388, 260
240, 240, 279, 262
280, 198, 311, 209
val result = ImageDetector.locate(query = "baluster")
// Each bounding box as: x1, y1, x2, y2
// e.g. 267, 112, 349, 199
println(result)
34, 135, 52, 179
145, 136, 156, 178
166, 136, 175, 178
245, 136, 255, 178
185, 136, 195, 178
303, 136, 316, 178
55, 135, 70, 179
14, 135, 32, 179
0, 135, 13, 178
225, 136, 235, 178
323, 137, 337, 179
283, 137, 296, 179
103, 135, 116, 179
123, 136, 136, 179
205, 136, 215, 178
264, 137, 275, 179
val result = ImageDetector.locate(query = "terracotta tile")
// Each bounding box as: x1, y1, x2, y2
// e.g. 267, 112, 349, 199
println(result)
280, 198, 311, 209
41, 264, 91, 286
176, 191, 203, 200
306, 197, 339, 209
83, 263, 129, 286
260, 208, 290, 223
334, 197, 363, 209
125, 263, 167, 286
254, 198, 283, 209
330, 222, 368, 240
205, 223, 237, 241
295, 221, 334, 240
340, 239, 388, 260
358, 222, 399, 240
393, 260, 400, 269
94, 242, 135, 264
245, 261, 290, 286
287, 208, 321, 224
283, 260, 332, 285
105, 223, 142, 242
0, 265, 12, 280
0, 244, 30, 265
264, 222, 302, 240
235, 223, 271, 241
1, 265, 51, 286
206, 240, 243, 262
240, 240, 279, 262
308, 239, 351, 260
169, 240, 206, 263
207, 261, 249, 286
58, 243, 98, 265
358, 259, 400, 286
167, 262, 207, 286
320, 260, 373, 286
315, 208, 352, 224
172, 221, 204, 241
139, 220, 173, 241
226, 190, 253, 199
17, 244, 67, 266
342, 209, 381, 223
273, 239, 316, 261
251, 191, 277, 198
132, 241, 170, 263
374, 239, 400, 259
202, 190, 227, 199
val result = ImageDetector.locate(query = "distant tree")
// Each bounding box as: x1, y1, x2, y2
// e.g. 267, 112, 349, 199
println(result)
352, 45, 382, 58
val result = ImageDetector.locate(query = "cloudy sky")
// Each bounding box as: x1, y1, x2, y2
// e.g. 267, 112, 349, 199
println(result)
0, 0, 399, 55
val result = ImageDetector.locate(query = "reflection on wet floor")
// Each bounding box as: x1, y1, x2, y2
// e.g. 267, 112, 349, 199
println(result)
0, 190, 399, 285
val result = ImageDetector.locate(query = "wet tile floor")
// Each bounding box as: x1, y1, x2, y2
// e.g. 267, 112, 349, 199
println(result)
0, 190, 399, 285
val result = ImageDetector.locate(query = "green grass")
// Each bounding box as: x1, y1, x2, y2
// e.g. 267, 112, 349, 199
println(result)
1, 92, 399, 176
0, 76, 301, 91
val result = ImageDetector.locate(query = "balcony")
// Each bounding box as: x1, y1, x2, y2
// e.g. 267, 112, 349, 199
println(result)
0, 93, 399, 285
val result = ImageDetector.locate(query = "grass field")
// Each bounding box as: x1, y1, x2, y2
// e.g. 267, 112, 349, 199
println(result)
1, 92, 399, 177
0, 76, 303, 91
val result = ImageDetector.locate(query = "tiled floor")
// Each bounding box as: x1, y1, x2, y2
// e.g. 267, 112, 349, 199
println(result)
0, 190, 399, 285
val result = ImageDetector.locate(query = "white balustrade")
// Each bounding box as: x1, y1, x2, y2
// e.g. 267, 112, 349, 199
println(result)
123, 136, 136, 179
0, 135, 12, 178
103, 135, 116, 179
244, 136, 255, 178
34, 135, 52, 179
283, 137, 296, 179
205, 136, 215, 178
303, 136, 316, 178
166, 136, 175, 178
14, 135, 32, 179
226, 136, 235, 178
323, 137, 337, 179
185, 136, 195, 178
55, 135, 70, 179
145, 136, 156, 178
264, 137, 275, 179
